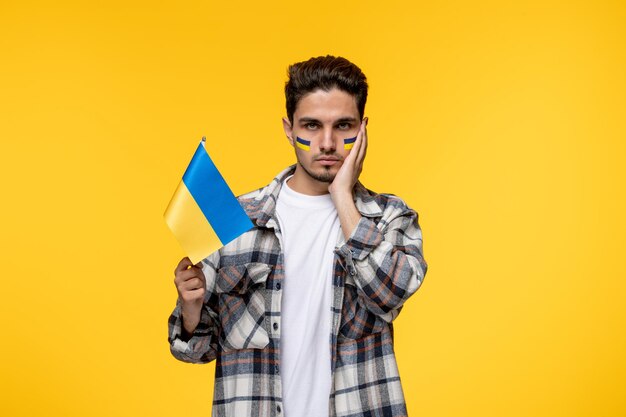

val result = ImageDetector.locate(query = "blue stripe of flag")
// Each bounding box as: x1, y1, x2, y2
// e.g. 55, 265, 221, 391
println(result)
182, 143, 253, 245
344, 136, 357, 144
296, 137, 311, 146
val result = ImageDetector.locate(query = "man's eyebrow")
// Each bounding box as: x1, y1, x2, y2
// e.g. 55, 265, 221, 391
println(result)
297, 117, 359, 124
335, 117, 358, 123
297, 117, 321, 123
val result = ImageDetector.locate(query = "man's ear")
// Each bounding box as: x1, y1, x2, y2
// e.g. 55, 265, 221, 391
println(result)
282, 117, 295, 147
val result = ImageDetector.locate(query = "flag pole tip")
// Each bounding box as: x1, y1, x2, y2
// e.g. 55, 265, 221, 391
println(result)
201, 136, 206, 142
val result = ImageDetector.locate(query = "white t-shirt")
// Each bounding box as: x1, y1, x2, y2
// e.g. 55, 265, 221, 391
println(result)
275, 176, 341, 417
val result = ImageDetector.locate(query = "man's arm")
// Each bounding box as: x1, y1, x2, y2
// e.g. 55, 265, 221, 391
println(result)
168, 253, 220, 364
330, 118, 427, 322
337, 204, 427, 322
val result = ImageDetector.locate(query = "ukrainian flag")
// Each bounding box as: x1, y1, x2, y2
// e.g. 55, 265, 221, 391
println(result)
164, 138, 254, 264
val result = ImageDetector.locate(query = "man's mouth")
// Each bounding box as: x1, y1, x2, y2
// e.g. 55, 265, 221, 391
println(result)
316, 157, 340, 167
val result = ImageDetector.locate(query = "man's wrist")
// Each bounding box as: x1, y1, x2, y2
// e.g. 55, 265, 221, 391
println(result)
330, 189, 353, 204
332, 190, 362, 240
180, 307, 201, 340
180, 326, 194, 342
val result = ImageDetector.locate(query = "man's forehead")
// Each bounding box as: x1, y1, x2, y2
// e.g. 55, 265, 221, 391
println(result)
294, 88, 358, 116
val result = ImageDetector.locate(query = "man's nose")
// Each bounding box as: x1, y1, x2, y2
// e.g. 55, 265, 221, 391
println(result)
319, 128, 336, 152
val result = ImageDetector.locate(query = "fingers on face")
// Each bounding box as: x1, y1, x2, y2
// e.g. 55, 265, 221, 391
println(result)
350, 122, 365, 156
352, 121, 367, 165
357, 143, 366, 166
360, 127, 368, 159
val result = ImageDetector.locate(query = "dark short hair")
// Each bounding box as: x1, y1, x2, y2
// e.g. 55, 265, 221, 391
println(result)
285, 55, 368, 125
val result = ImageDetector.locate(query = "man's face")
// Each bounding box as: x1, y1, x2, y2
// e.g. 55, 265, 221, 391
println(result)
283, 88, 362, 184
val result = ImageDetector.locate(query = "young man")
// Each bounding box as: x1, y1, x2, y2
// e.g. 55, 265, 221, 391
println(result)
168, 55, 427, 417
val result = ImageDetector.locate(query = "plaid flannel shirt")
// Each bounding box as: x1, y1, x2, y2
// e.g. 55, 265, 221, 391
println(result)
168, 165, 427, 417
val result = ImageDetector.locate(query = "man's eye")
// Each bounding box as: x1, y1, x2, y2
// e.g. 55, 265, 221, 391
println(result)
305, 123, 319, 129
337, 123, 351, 130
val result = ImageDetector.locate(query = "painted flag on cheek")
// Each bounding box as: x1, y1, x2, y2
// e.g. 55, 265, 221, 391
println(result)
296, 136, 311, 151
343, 136, 357, 150
164, 137, 254, 264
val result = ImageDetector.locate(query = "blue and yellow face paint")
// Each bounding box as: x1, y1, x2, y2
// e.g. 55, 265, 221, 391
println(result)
343, 136, 357, 150
296, 136, 311, 151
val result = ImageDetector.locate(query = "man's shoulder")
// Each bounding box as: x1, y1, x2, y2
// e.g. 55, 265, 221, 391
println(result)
236, 165, 295, 202
233, 166, 294, 221
237, 185, 267, 202
235, 179, 275, 212
356, 183, 415, 218
234, 185, 268, 223
370, 188, 410, 208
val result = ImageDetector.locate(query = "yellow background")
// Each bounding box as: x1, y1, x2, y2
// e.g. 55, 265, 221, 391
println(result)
1, 1, 624, 416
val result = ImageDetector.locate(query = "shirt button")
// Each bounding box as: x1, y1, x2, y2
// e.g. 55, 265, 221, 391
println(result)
275, 282, 281, 290
277, 405, 282, 413
273, 322, 279, 330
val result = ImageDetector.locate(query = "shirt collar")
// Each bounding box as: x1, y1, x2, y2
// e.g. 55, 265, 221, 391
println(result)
244, 164, 384, 228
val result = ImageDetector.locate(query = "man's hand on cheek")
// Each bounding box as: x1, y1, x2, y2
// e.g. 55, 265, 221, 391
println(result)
329, 118, 368, 197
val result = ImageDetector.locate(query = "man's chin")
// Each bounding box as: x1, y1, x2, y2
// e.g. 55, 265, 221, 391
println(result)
300, 164, 336, 183
311, 170, 335, 183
